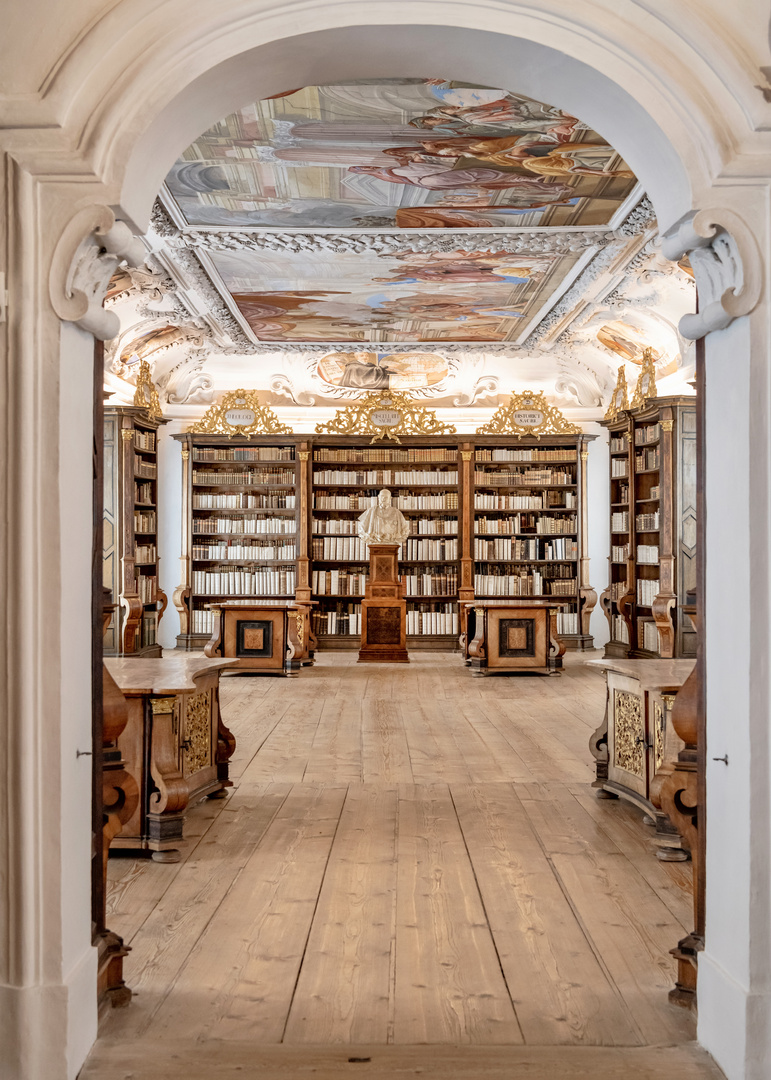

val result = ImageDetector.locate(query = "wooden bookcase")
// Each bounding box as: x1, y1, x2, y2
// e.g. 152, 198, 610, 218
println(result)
103, 405, 168, 656
600, 395, 696, 659
174, 432, 597, 652
173, 435, 301, 649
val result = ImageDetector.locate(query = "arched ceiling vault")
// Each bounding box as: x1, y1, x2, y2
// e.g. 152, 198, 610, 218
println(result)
105, 78, 696, 421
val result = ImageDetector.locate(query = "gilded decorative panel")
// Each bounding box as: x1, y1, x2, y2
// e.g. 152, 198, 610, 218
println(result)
613, 689, 644, 778
653, 699, 665, 772
183, 691, 211, 776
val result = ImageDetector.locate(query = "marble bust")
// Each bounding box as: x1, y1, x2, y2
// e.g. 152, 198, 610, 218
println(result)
357, 488, 410, 546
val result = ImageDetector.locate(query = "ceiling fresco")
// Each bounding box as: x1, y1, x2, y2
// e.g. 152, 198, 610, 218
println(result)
166, 80, 637, 230
208, 244, 581, 342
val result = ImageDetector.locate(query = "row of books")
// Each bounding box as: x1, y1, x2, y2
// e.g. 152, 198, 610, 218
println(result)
636, 511, 660, 530
193, 447, 294, 462
134, 544, 156, 563
473, 573, 576, 596
312, 606, 363, 636
474, 537, 578, 561
610, 436, 627, 453
638, 618, 660, 653
192, 568, 296, 596
609, 580, 629, 601
193, 493, 296, 509
636, 447, 660, 471
635, 423, 660, 445
314, 492, 459, 510
475, 448, 577, 462
474, 468, 574, 486
474, 493, 577, 510
138, 611, 158, 649
134, 510, 157, 532
611, 459, 628, 478
312, 536, 369, 561
312, 569, 367, 596
402, 537, 458, 561
406, 606, 459, 636
403, 568, 459, 596
637, 578, 660, 607
192, 468, 295, 486
474, 563, 576, 580
311, 516, 459, 536
312, 469, 458, 485
611, 511, 629, 532
612, 614, 630, 644
612, 543, 630, 563
134, 455, 156, 479
313, 448, 456, 463
136, 575, 157, 604
191, 608, 216, 635
135, 482, 153, 505
556, 610, 579, 635
637, 544, 659, 564
134, 430, 156, 451
193, 516, 295, 535
192, 541, 296, 561
474, 513, 577, 535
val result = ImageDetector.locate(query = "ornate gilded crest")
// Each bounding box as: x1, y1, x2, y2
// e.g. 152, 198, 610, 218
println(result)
315, 390, 456, 443
187, 390, 292, 436
476, 390, 581, 438
630, 348, 658, 410
133, 359, 163, 420
604, 367, 630, 422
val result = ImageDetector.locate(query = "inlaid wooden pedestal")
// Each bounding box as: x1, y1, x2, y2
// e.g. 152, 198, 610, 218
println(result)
358, 543, 409, 664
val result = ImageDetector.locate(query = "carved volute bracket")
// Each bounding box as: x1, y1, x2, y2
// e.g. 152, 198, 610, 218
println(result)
661, 208, 763, 340
50, 205, 146, 340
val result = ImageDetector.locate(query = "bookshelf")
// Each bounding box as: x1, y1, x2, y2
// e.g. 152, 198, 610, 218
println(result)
173, 432, 597, 653
103, 405, 168, 656
600, 395, 696, 658
472, 436, 594, 649
174, 435, 301, 649
311, 443, 461, 649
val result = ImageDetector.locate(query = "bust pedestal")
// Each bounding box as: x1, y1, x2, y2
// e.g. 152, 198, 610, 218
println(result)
357, 544, 409, 664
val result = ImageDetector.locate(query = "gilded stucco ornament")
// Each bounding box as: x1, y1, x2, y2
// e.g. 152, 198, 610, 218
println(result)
661, 208, 763, 339
315, 390, 456, 442
604, 367, 630, 422
476, 390, 581, 437
630, 348, 658, 410
133, 360, 163, 420
50, 205, 146, 340
187, 389, 292, 435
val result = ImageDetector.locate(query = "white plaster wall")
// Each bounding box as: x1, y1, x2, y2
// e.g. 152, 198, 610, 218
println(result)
586, 424, 611, 650
158, 421, 186, 650
58, 323, 98, 1078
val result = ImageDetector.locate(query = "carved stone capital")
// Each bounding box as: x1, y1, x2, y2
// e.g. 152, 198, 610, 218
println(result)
661, 208, 762, 340
50, 206, 146, 340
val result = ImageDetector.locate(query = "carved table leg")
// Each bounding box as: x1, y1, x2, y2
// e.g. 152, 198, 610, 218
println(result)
204, 608, 223, 658
467, 607, 488, 676
147, 696, 188, 862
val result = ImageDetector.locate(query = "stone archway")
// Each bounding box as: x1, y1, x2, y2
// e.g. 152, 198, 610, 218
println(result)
2, 7, 770, 1079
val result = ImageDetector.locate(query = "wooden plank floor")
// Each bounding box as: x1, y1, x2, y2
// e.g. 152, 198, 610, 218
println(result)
82, 652, 723, 1079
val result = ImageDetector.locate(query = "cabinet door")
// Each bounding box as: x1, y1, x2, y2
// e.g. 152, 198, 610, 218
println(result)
606, 673, 648, 798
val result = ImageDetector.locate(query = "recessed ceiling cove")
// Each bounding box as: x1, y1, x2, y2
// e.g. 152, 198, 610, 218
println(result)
162, 79, 639, 345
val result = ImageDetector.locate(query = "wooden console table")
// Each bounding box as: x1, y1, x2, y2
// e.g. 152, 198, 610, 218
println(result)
204, 599, 316, 675
588, 657, 695, 859
462, 600, 565, 676
103, 656, 238, 861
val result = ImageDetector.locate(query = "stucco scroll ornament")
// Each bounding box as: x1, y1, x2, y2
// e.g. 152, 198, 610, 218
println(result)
661, 208, 762, 340
49, 206, 146, 340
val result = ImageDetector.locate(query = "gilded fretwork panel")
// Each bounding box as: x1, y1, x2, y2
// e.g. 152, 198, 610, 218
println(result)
653, 699, 665, 772
613, 689, 644, 777
182, 691, 211, 775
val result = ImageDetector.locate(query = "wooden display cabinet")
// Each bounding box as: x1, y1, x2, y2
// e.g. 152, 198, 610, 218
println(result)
103, 405, 168, 656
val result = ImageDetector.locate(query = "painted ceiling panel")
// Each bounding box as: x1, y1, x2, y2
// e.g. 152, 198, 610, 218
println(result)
166, 80, 637, 230
162, 79, 639, 347
209, 245, 580, 342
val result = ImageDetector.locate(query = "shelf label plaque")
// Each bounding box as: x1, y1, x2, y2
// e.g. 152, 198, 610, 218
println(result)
371, 408, 402, 428
224, 407, 257, 427
512, 409, 545, 427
